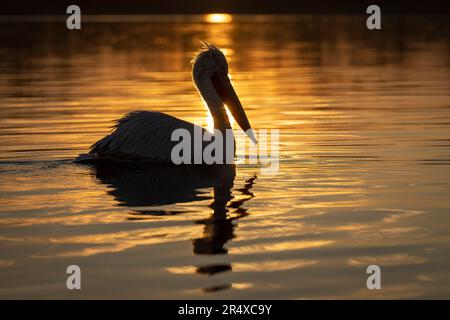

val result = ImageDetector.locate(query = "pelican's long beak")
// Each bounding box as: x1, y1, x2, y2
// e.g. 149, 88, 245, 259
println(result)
211, 73, 258, 144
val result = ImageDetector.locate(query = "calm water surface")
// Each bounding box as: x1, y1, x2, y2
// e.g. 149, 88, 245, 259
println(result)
0, 15, 449, 298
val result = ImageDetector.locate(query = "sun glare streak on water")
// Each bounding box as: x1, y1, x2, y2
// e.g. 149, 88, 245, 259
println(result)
0, 15, 449, 299
204, 14, 233, 24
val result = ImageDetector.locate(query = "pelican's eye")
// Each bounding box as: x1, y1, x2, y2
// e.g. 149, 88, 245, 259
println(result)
217, 60, 228, 75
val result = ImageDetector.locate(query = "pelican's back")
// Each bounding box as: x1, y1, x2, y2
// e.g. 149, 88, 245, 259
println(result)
83, 111, 206, 163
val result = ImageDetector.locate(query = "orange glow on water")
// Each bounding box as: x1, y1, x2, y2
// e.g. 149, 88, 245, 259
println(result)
204, 13, 233, 24
0, 15, 449, 299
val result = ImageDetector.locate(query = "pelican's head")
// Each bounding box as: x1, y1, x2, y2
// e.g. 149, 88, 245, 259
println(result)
192, 43, 257, 144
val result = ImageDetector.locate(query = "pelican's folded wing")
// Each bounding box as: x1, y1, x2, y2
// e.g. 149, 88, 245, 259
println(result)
90, 111, 203, 163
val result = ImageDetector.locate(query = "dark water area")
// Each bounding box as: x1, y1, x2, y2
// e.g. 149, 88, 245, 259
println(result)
0, 15, 449, 298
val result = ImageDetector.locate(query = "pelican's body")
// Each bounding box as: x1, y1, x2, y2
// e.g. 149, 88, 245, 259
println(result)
76, 44, 256, 164
89, 111, 207, 163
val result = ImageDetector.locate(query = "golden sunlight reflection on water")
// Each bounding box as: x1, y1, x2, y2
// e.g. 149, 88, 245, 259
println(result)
204, 14, 234, 24
0, 15, 449, 298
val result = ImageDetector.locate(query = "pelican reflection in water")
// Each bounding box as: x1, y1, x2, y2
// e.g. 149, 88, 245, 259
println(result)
77, 43, 257, 164
93, 164, 257, 289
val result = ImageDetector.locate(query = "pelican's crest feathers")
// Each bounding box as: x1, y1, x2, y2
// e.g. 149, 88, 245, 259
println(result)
191, 42, 223, 64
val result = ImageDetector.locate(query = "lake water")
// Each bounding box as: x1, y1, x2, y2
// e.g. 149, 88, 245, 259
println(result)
0, 14, 449, 299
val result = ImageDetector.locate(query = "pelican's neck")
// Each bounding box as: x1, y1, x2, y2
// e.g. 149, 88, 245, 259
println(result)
195, 77, 231, 131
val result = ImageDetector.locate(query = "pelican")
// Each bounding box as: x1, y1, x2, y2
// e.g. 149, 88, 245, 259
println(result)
76, 43, 257, 164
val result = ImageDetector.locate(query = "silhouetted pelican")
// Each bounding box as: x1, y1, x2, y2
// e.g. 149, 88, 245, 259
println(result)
76, 44, 256, 164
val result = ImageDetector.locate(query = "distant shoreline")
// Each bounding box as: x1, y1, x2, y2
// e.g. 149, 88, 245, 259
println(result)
1, 0, 449, 15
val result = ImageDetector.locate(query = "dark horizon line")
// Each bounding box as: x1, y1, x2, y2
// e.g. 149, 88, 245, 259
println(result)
1, 0, 449, 15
